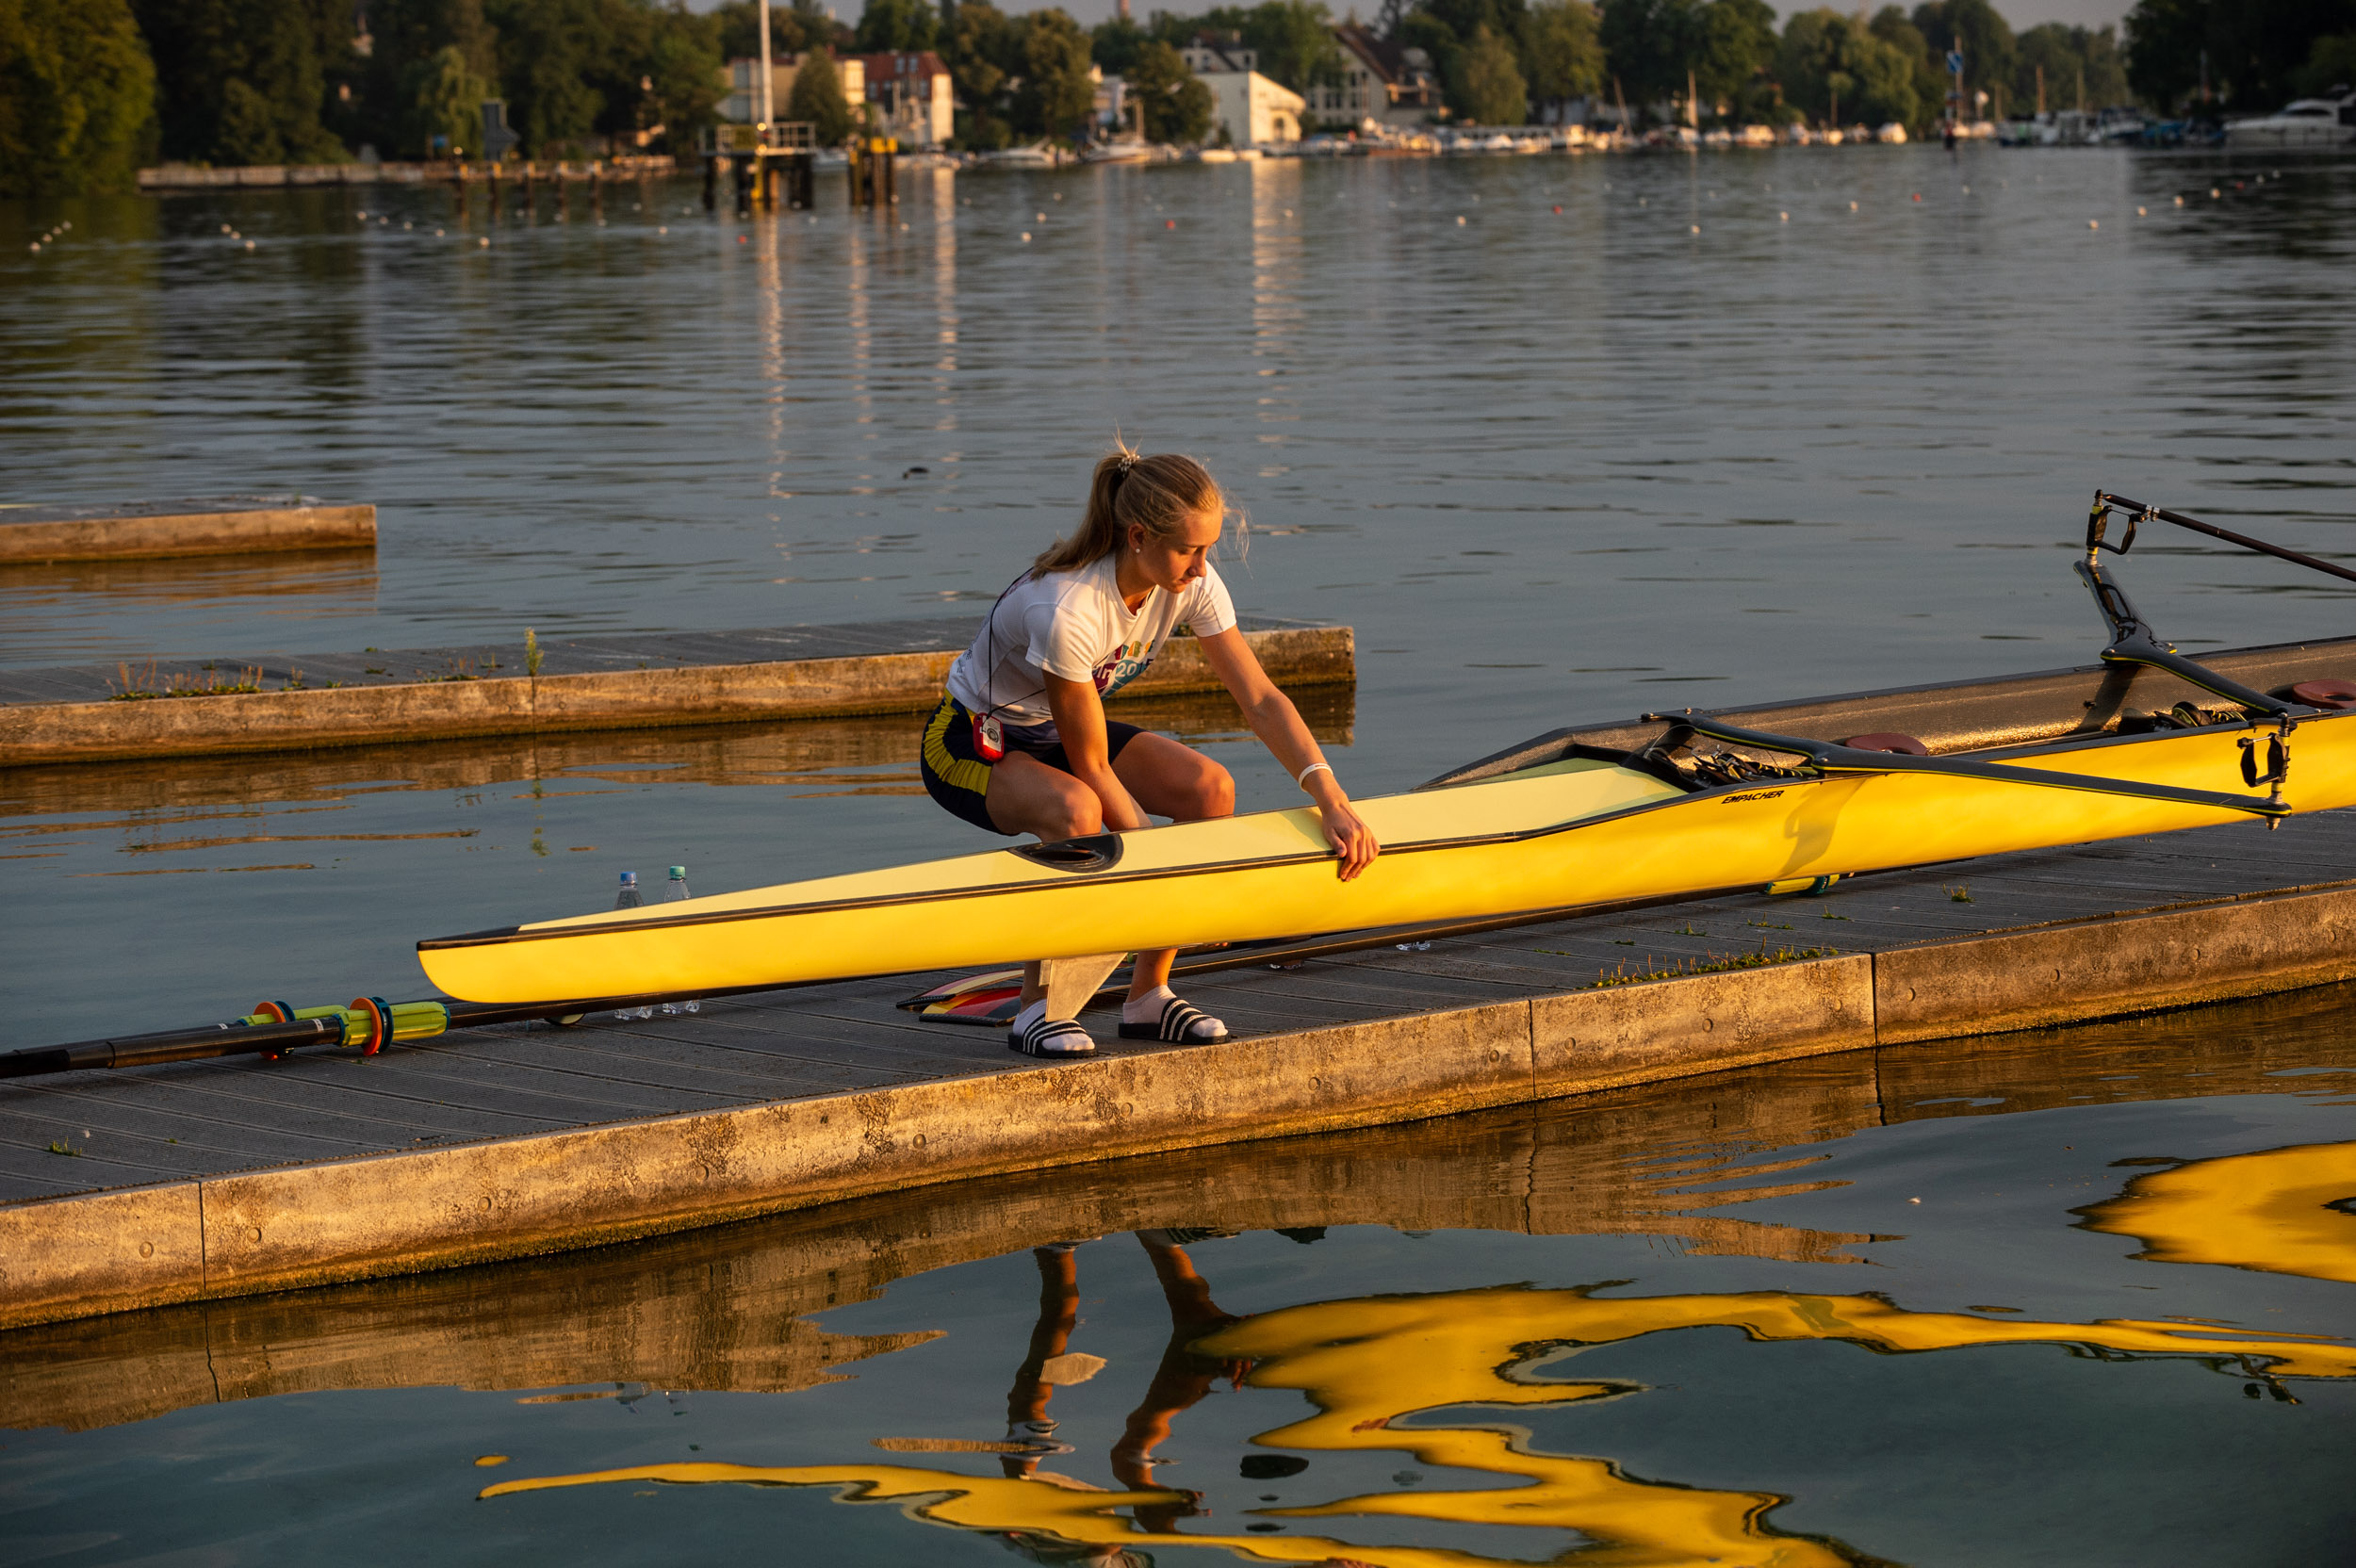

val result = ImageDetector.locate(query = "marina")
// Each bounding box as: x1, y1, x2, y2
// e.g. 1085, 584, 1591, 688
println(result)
5, 123, 2352, 1564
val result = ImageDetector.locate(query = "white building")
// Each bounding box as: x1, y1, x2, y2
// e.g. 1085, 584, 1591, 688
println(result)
1181, 39, 1303, 148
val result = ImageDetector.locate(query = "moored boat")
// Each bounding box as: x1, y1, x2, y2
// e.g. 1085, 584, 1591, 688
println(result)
418, 497, 2356, 1006
983, 141, 1059, 168
1079, 135, 1154, 164
2224, 87, 2356, 148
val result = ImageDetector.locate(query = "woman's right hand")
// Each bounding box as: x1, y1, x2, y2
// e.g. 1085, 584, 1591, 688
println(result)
1308, 779, 1381, 881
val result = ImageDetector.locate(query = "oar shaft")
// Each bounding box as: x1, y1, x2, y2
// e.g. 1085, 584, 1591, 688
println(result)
2103, 493, 2356, 587
0, 983, 829, 1082
0, 1018, 342, 1080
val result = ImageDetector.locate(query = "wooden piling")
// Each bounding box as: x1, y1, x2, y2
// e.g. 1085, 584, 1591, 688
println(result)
847, 137, 898, 209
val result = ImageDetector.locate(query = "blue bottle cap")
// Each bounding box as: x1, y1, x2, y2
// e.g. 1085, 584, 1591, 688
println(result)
619, 870, 636, 883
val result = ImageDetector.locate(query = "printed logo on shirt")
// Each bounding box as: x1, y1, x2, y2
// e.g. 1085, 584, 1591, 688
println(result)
1092, 640, 1154, 697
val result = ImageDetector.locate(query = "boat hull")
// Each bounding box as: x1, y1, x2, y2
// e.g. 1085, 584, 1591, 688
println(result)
417, 714, 2356, 1004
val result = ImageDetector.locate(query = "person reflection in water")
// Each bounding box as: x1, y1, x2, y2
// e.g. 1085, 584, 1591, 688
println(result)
997, 1230, 1252, 1560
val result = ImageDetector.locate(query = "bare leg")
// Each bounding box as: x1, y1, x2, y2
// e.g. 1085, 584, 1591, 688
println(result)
985, 753, 1105, 1008
1110, 735, 1235, 1000
1002, 1245, 1080, 1478
982, 739, 1235, 1007
1113, 1232, 1245, 1527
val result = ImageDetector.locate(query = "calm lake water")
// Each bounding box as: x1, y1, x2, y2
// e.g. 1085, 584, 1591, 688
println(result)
4, 989, 2352, 1565
2, 147, 2352, 1041
4, 151, 2354, 1566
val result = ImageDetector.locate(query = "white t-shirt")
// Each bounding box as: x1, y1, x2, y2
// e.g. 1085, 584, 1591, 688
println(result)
945, 553, 1238, 731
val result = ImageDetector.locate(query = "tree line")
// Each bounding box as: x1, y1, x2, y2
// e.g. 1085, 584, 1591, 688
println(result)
5, 0, 2350, 194
4, 0, 729, 196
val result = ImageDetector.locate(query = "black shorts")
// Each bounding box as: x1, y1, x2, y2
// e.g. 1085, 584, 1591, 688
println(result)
920, 694, 1142, 835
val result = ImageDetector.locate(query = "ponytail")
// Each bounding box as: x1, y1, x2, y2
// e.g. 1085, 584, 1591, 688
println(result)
1030, 440, 1231, 580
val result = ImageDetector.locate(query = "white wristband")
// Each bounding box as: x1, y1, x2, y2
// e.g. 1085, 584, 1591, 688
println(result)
1296, 761, 1333, 791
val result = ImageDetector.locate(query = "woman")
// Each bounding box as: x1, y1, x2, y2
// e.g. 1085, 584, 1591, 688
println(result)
921, 445, 1380, 1057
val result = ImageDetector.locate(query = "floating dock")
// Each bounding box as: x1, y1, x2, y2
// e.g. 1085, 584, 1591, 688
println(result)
0, 616, 1352, 767
5, 800, 2354, 1331
7, 990, 2338, 1432
0, 498, 374, 564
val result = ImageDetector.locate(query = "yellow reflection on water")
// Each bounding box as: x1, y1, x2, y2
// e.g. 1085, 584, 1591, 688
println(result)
2077, 1139, 2356, 1285
483, 1273, 2356, 1568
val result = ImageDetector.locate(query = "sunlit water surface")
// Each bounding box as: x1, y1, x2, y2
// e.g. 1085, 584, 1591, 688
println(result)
0, 149, 2350, 1033
3, 991, 2352, 1565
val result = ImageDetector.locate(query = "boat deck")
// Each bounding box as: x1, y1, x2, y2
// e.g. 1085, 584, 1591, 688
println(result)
8, 804, 2353, 1208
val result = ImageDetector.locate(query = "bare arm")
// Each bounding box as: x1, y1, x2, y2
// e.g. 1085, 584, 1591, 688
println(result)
1197, 627, 1380, 881
1043, 673, 1153, 832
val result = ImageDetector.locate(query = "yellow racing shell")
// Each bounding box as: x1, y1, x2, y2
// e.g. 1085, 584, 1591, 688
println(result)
417, 711, 2356, 1006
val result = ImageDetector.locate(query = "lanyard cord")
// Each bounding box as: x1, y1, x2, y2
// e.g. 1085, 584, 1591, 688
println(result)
974, 559, 1160, 724
977, 570, 1046, 724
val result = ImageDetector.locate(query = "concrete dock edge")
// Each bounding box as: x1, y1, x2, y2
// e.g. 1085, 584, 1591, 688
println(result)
1874, 883, 2356, 1042
3, 880, 2348, 1330
0, 626, 1352, 767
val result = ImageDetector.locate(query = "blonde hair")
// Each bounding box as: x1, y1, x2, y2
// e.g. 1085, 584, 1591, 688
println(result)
1030, 442, 1231, 580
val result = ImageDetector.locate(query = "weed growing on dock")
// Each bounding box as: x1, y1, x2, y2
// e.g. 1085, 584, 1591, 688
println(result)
1748, 919, 1793, 930
1822, 909, 1851, 920
417, 657, 482, 683
1672, 923, 1706, 937
526, 628, 542, 677
109, 661, 270, 700
45, 1139, 78, 1156
1946, 884, 1973, 903
1587, 942, 1840, 989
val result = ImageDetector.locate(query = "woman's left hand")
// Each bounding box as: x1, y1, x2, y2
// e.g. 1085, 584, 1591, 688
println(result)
1310, 783, 1381, 881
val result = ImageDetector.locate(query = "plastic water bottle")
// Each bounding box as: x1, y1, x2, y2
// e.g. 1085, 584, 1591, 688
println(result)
614, 873, 652, 1019
661, 867, 701, 1014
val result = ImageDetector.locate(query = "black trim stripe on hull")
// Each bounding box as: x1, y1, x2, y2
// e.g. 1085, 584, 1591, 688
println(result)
417, 719, 2295, 956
